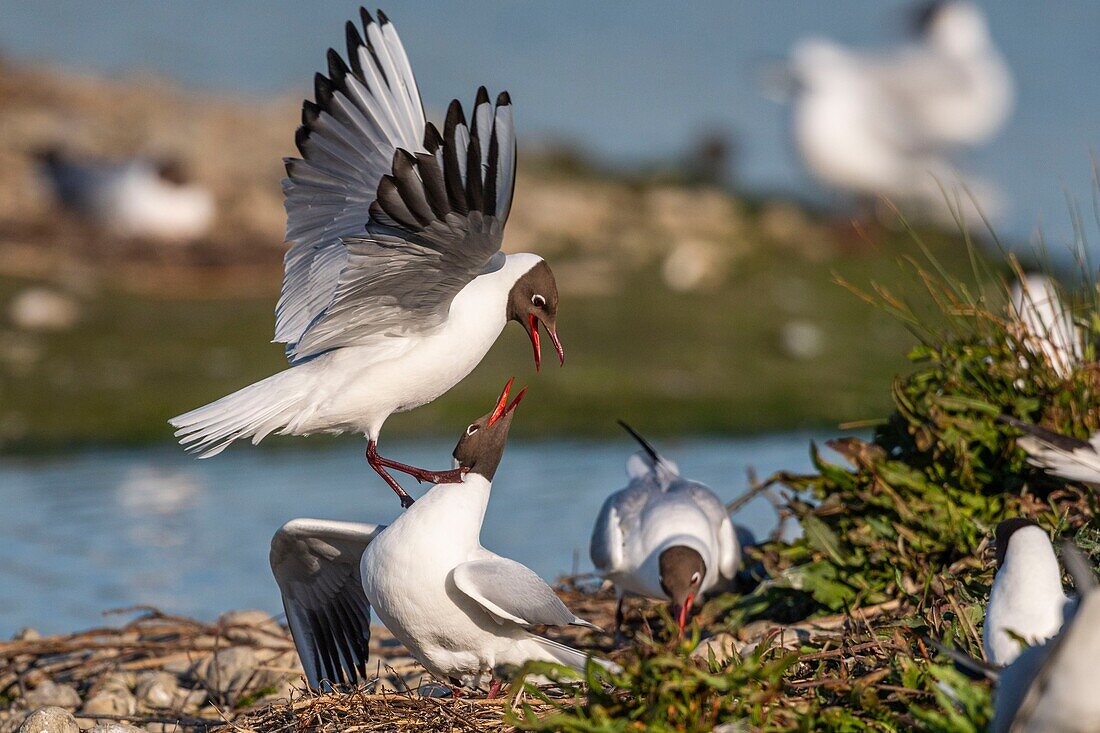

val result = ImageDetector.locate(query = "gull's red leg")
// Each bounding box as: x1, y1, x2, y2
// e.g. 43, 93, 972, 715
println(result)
373, 453, 466, 485
366, 441, 416, 508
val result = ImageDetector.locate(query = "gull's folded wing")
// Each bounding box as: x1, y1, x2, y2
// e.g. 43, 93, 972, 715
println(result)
453, 556, 600, 630
270, 518, 383, 689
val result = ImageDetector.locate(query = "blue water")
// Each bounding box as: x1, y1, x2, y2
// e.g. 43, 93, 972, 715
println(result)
1, 1, 1098, 248
0, 434, 830, 636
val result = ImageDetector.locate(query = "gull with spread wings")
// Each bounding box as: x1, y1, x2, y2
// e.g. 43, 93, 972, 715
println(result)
170, 8, 563, 507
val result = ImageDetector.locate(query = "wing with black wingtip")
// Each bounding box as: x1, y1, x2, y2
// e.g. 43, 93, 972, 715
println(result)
270, 518, 382, 690
278, 8, 518, 363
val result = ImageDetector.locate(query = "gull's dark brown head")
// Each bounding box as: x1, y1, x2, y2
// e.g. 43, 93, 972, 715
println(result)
507, 260, 563, 372
993, 517, 1040, 568
452, 378, 527, 481
658, 545, 706, 635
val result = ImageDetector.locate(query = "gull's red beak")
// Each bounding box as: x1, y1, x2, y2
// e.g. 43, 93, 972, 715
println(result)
675, 593, 695, 638
527, 314, 565, 372
487, 377, 527, 427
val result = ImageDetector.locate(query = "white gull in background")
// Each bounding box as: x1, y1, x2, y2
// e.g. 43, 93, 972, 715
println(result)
1010, 274, 1081, 379
780, 1, 1012, 221
983, 519, 1072, 666
35, 149, 214, 241
171, 8, 564, 508
270, 380, 608, 692
590, 422, 739, 637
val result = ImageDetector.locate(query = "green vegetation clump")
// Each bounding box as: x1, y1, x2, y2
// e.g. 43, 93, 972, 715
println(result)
509, 248, 1100, 731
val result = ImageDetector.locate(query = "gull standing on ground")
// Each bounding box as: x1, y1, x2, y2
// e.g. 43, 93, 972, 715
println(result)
983, 518, 1072, 666
34, 149, 214, 241
1001, 417, 1100, 486
590, 422, 739, 637
270, 380, 608, 692
171, 8, 564, 508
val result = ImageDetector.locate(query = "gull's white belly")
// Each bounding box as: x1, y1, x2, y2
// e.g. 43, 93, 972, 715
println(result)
296, 280, 510, 438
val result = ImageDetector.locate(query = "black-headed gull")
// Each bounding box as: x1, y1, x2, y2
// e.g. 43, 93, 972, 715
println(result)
990, 543, 1100, 733
1002, 417, 1100, 486
171, 9, 564, 508
590, 422, 739, 637
983, 519, 1071, 666
34, 149, 214, 241
271, 380, 607, 692
782, 1, 1010, 215
1010, 274, 1081, 379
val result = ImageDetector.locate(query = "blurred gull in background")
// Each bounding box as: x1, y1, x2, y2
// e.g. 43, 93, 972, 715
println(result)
1010, 273, 1081, 379
778, 1, 1013, 225
34, 149, 215, 242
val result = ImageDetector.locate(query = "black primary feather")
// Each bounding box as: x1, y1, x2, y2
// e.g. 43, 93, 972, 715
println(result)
1000, 416, 1093, 453
617, 420, 662, 464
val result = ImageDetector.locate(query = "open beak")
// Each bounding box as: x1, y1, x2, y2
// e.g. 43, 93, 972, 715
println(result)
527, 314, 565, 372
487, 377, 528, 427
673, 593, 695, 637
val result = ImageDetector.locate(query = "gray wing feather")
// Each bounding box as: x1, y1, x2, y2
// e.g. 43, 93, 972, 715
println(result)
277, 11, 517, 363
590, 491, 627, 574
453, 557, 598, 630
269, 518, 383, 690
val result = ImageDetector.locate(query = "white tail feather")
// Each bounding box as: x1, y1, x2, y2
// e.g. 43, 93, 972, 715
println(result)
527, 635, 620, 675
169, 368, 314, 458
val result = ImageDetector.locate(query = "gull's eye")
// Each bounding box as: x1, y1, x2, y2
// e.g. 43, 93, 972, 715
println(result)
466, 424, 479, 436
690, 572, 701, 585
531, 294, 546, 308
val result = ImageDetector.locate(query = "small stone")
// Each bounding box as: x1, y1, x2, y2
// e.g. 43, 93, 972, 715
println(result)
18, 707, 79, 733
13, 628, 40, 641
80, 689, 136, 717
159, 658, 191, 677
779, 320, 824, 360
7, 289, 81, 332
86, 725, 143, 733
193, 647, 265, 704
417, 683, 452, 699
88, 673, 134, 696
23, 682, 81, 711
134, 673, 177, 710
692, 633, 739, 663
217, 610, 283, 645
171, 689, 206, 712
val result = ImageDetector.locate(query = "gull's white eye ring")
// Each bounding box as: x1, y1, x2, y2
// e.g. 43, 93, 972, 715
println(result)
466, 424, 479, 436
531, 294, 546, 308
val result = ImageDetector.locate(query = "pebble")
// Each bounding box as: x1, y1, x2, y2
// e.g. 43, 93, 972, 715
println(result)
192, 647, 272, 705
779, 320, 825, 360
23, 682, 81, 711
17, 707, 79, 733
85, 725, 144, 733
13, 628, 40, 641
217, 610, 283, 645
80, 688, 136, 717
134, 673, 177, 710
691, 632, 739, 663
7, 289, 81, 332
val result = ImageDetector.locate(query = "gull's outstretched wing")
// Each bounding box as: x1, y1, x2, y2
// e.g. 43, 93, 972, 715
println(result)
278, 9, 518, 363
1001, 416, 1100, 485
270, 518, 383, 689
453, 557, 600, 630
